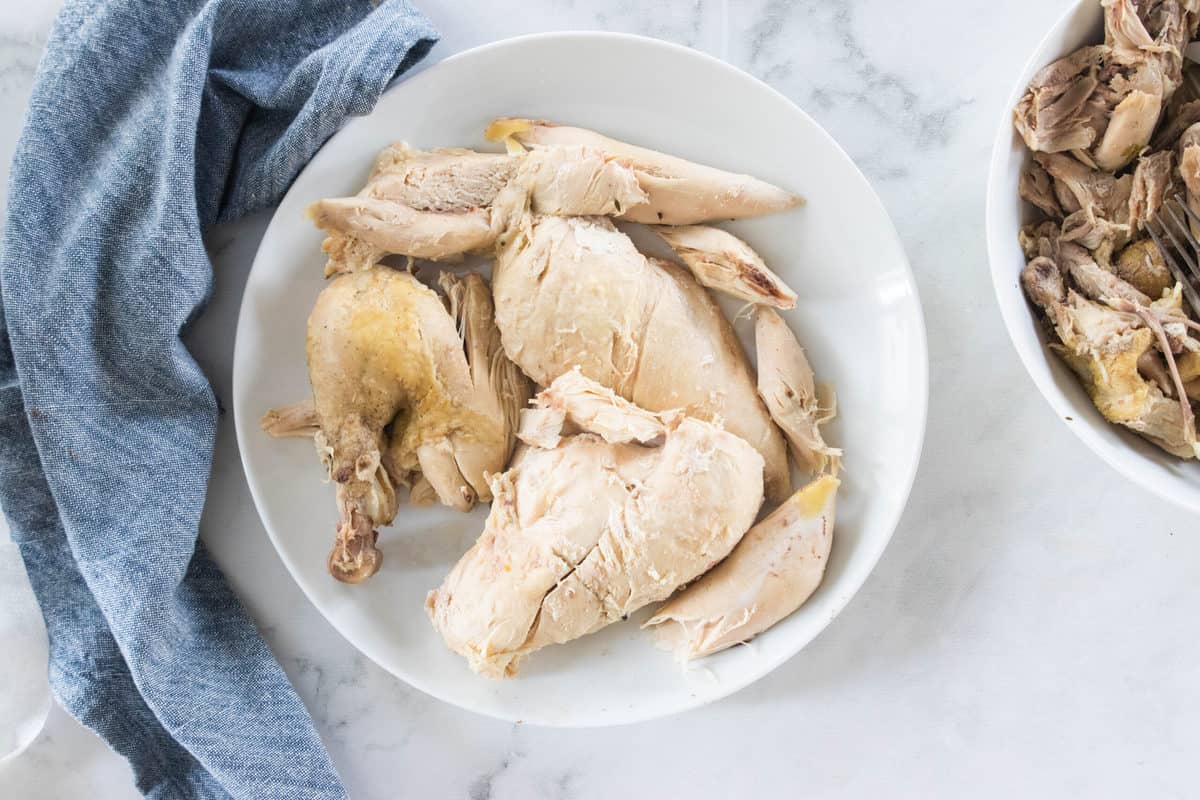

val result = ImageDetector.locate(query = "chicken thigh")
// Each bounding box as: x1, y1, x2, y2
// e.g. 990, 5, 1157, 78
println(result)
425, 371, 765, 678
306, 267, 529, 582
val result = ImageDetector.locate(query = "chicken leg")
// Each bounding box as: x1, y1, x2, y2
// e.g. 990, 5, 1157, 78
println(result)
307, 266, 529, 582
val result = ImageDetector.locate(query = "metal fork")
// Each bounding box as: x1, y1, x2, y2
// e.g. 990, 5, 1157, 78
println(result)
1146, 194, 1200, 316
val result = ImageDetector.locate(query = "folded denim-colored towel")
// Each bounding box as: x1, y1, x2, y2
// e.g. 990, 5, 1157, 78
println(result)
0, 1, 437, 797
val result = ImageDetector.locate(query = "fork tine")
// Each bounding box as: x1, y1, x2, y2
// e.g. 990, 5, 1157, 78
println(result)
1161, 203, 1200, 277
1148, 214, 1200, 316
1175, 195, 1200, 239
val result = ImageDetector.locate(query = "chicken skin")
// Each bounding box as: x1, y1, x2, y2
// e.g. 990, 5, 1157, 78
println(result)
305, 267, 528, 582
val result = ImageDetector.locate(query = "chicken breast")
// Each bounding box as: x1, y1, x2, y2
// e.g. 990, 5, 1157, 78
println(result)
646, 474, 838, 660
491, 214, 791, 501
486, 117, 803, 225
426, 372, 765, 678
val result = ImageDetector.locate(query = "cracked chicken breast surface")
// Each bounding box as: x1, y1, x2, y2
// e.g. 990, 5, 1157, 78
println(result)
425, 371, 765, 678
492, 213, 791, 501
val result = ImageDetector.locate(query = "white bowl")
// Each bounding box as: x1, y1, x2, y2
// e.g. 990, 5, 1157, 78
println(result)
234, 31, 928, 726
987, 0, 1200, 512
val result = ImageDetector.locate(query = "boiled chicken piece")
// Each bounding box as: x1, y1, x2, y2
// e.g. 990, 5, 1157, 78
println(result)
1019, 160, 1065, 220
1128, 150, 1174, 230
309, 144, 647, 275
1022, 258, 1196, 457
425, 372, 765, 678
491, 214, 791, 501
306, 267, 529, 582
1114, 238, 1173, 297
1056, 241, 1196, 352
1034, 153, 1133, 254
366, 144, 517, 211
1014, 45, 1164, 171
309, 199, 493, 274
653, 225, 797, 309
1177, 123, 1200, 233
646, 474, 839, 660
1104, 0, 1199, 99
365, 143, 647, 218
485, 117, 803, 225
754, 307, 841, 473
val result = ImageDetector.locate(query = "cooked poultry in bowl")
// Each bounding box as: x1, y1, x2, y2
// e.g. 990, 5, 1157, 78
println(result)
989, 0, 1200, 511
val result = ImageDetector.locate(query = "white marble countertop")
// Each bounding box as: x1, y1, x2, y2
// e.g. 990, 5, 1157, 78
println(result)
4, 0, 1200, 797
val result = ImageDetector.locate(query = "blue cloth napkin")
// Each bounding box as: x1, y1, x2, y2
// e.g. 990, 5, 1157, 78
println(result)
0, 1, 437, 797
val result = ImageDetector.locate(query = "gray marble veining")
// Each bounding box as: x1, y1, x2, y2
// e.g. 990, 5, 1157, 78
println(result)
5, 1, 1200, 798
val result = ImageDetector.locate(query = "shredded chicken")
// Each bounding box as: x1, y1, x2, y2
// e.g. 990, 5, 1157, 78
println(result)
1014, 0, 1200, 459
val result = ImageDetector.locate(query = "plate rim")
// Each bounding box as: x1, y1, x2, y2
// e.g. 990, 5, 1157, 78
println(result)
232, 29, 930, 726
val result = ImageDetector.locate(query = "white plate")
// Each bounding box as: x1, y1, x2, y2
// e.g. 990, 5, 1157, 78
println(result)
987, 1, 1200, 513
234, 32, 928, 726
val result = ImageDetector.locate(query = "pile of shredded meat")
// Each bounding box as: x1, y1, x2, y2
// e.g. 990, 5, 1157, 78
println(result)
1015, 0, 1200, 458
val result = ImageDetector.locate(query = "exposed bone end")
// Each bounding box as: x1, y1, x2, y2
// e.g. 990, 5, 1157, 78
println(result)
261, 399, 319, 438
654, 225, 798, 309
328, 502, 382, 584
1021, 256, 1067, 311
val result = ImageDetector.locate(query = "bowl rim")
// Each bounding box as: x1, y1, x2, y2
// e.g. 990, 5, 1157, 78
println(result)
985, 0, 1200, 514
233, 29, 931, 725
